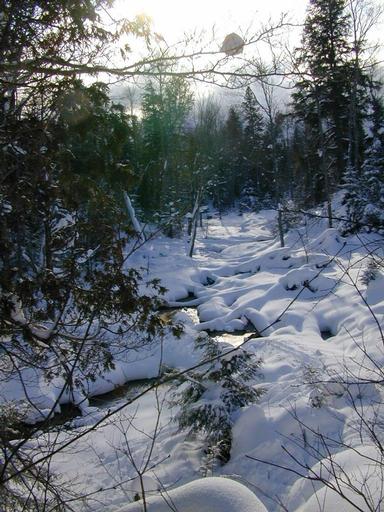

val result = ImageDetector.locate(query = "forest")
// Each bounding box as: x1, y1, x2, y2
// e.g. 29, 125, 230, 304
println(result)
1, 0, 384, 511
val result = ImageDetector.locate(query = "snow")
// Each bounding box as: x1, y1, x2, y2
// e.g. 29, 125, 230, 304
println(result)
365, 271, 384, 305
117, 477, 267, 512
287, 446, 384, 512
0, 307, 200, 423
2, 202, 384, 511
124, 191, 146, 243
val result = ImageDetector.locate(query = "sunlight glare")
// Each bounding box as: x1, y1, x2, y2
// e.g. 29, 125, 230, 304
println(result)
114, 0, 307, 43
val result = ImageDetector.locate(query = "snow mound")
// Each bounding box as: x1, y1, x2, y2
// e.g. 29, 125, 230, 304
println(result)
365, 271, 384, 305
118, 477, 268, 512
287, 445, 382, 512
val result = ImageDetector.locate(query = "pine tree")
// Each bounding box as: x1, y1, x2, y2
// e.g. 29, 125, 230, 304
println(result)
138, 77, 193, 217
216, 107, 244, 208
187, 95, 224, 214
241, 86, 265, 204
0, 6, 168, 507
360, 95, 384, 231
242, 87, 264, 148
293, 0, 352, 198
173, 334, 263, 466
343, 164, 366, 231
347, 0, 381, 175
343, 94, 384, 232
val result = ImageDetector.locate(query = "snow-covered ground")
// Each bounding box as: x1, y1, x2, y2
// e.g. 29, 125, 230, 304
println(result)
118, 476, 268, 512
2, 203, 384, 510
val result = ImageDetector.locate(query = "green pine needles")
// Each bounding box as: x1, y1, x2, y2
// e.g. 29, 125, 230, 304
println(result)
172, 333, 263, 467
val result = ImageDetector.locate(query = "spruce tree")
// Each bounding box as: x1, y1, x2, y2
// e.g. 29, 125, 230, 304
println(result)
138, 77, 193, 218
217, 107, 244, 208
360, 95, 384, 231
293, 0, 352, 198
241, 86, 265, 203
343, 94, 384, 232
172, 334, 263, 466
187, 96, 224, 214
0, 5, 168, 507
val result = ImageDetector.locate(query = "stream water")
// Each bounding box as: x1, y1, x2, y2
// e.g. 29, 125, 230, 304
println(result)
20, 307, 252, 435
89, 378, 158, 409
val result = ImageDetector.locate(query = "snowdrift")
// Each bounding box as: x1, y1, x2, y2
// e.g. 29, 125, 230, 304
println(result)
118, 477, 268, 512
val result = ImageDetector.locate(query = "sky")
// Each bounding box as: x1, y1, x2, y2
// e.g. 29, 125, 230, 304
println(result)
113, 0, 383, 62
113, 0, 308, 44
109, 0, 309, 106
110, 0, 383, 108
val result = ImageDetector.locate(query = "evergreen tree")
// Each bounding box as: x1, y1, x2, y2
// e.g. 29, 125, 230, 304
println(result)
343, 94, 384, 232
172, 334, 263, 466
187, 95, 224, 214
241, 86, 265, 204
343, 164, 365, 231
0, 76, 166, 379
0, 5, 167, 507
138, 76, 193, 218
262, 109, 286, 205
347, 0, 381, 175
216, 107, 244, 208
293, 0, 352, 199
59, 81, 134, 209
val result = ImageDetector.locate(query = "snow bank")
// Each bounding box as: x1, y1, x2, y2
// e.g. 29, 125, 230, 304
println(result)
6, 206, 384, 511
117, 477, 268, 512
287, 445, 383, 512
0, 310, 199, 424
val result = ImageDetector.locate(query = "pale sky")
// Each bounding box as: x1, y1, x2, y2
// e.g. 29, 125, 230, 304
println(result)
113, 0, 307, 43
109, 0, 309, 107
110, 0, 383, 106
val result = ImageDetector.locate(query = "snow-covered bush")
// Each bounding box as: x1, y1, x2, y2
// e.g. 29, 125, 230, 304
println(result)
0, 402, 69, 510
343, 95, 384, 234
280, 199, 302, 232
154, 200, 184, 238
360, 257, 381, 286
172, 333, 263, 466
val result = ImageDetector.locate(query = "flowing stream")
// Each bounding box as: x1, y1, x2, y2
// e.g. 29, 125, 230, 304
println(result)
20, 307, 251, 435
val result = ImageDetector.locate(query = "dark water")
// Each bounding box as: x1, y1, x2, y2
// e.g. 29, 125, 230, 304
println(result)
320, 330, 334, 340
14, 379, 157, 441
89, 378, 158, 409
17, 306, 247, 437
9, 402, 82, 441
